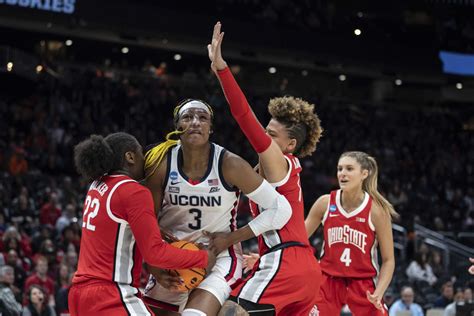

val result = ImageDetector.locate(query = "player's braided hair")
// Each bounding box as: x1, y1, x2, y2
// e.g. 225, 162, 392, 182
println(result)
144, 99, 214, 178
74, 132, 140, 182
268, 96, 323, 157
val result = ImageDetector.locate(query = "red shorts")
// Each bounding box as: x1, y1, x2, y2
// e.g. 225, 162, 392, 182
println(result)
316, 273, 388, 316
231, 246, 322, 315
68, 280, 154, 316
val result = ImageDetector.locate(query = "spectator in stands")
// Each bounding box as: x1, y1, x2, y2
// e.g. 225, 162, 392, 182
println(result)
443, 287, 472, 316
16, 228, 32, 259
23, 256, 55, 307
54, 204, 75, 234
11, 187, 35, 225
10, 194, 34, 228
54, 264, 71, 315
2, 227, 21, 248
389, 286, 424, 316
8, 147, 28, 177
56, 225, 79, 254
406, 252, 438, 286
36, 239, 57, 272
64, 245, 77, 269
55, 264, 70, 292
22, 285, 56, 316
30, 227, 53, 255
0, 265, 22, 316
39, 193, 61, 227
6, 250, 26, 294
433, 281, 454, 308
464, 287, 472, 303
59, 177, 77, 207
429, 250, 445, 279
1, 227, 31, 261
4, 238, 22, 259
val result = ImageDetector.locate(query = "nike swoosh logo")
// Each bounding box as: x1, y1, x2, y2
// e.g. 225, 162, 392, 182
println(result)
329, 214, 339, 217
170, 181, 181, 185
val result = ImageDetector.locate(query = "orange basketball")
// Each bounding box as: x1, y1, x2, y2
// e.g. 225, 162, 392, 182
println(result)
169, 240, 206, 292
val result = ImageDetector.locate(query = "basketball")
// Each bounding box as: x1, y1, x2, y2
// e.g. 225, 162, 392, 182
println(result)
169, 240, 206, 292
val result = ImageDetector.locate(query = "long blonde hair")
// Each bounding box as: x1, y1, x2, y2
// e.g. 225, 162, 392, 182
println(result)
340, 151, 399, 219
144, 99, 214, 178
144, 130, 182, 178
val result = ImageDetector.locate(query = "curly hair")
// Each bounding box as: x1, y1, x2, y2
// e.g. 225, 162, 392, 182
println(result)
268, 96, 323, 157
74, 132, 139, 182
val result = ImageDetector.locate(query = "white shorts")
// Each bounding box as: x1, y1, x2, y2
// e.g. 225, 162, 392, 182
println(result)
143, 245, 242, 312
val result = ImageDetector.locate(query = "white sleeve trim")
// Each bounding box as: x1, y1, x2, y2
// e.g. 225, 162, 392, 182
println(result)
269, 155, 292, 188
321, 196, 331, 225
368, 210, 375, 231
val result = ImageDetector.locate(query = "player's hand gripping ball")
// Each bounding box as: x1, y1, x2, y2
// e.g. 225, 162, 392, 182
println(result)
169, 240, 206, 292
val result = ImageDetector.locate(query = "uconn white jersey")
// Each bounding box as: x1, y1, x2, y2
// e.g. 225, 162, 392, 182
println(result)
159, 143, 240, 247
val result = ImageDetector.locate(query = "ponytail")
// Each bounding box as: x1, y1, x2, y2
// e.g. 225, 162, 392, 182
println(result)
341, 151, 399, 220
144, 130, 184, 178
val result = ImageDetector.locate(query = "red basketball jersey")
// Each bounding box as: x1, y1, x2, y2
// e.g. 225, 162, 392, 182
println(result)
320, 190, 379, 278
250, 154, 310, 254
73, 175, 207, 288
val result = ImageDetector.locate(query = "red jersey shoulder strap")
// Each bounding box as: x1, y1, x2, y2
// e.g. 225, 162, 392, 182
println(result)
321, 190, 338, 225
329, 190, 338, 207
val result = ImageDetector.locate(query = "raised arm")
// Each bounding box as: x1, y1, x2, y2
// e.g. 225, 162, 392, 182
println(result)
305, 194, 329, 237
207, 22, 288, 183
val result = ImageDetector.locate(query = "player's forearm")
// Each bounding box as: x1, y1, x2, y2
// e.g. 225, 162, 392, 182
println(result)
216, 67, 271, 153
227, 226, 255, 244
216, 67, 251, 118
374, 258, 395, 297
131, 212, 208, 269
143, 236, 208, 269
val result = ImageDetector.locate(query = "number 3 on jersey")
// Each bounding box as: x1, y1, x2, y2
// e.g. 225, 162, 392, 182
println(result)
340, 248, 352, 267
83, 196, 100, 231
188, 208, 202, 229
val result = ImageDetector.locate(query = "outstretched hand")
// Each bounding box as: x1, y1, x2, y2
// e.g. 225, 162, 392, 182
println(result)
207, 21, 227, 73
469, 257, 474, 275
243, 252, 260, 273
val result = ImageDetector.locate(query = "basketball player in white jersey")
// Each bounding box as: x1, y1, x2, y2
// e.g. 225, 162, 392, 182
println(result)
143, 99, 293, 316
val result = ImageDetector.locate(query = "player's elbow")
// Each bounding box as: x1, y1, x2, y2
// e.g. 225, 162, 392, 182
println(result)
271, 195, 292, 230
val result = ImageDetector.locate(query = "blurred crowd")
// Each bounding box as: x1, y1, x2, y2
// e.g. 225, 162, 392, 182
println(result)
0, 59, 473, 315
